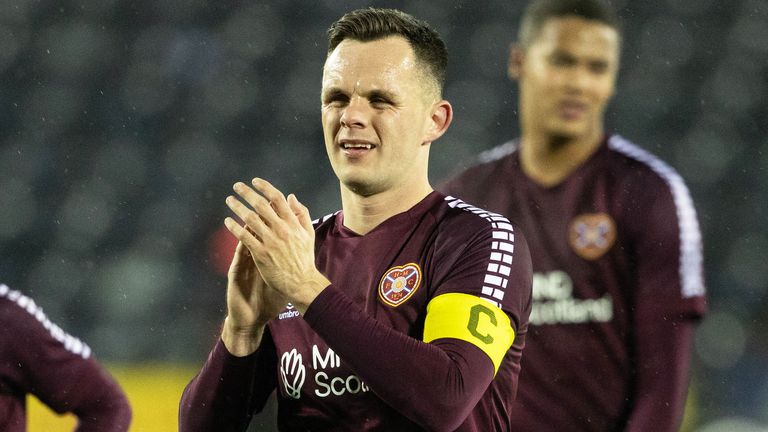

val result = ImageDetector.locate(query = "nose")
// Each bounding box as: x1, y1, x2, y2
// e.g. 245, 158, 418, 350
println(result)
340, 97, 367, 129
564, 67, 590, 94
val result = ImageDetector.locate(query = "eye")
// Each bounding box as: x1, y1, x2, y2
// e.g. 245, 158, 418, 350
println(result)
589, 61, 609, 74
550, 53, 575, 67
322, 91, 349, 107
370, 96, 390, 106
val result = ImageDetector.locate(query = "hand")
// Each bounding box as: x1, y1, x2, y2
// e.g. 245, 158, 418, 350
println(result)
224, 178, 330, 313
222, 239, 288, 356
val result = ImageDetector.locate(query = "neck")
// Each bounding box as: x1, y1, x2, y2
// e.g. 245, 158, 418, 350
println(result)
340, 180, 433, 235
519, 128, 604, 186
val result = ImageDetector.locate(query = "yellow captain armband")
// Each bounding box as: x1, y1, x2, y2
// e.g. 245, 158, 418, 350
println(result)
423, 293, 515, 374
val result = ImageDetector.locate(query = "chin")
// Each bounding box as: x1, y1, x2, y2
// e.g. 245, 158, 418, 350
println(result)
548, 123, 591, 140
341, 178, 382, 197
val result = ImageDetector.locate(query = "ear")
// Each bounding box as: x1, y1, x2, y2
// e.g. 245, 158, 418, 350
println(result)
507, 43, 525, 81
423, 100, 453, 144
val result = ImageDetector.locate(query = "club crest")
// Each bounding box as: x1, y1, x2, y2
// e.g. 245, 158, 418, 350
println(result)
568, 213, 616, 260
378, 263, 421, 307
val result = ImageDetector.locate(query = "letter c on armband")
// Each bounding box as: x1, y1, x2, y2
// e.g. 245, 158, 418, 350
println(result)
467, 303, 497, 344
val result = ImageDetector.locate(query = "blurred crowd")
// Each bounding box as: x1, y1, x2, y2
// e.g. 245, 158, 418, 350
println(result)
1, 0, 766, 429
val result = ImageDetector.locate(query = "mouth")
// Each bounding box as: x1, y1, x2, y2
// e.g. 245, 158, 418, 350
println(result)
558, 100, 588, 120
338, 140, 377, 158
339, 140, 377, 150
339, 142, 376, 150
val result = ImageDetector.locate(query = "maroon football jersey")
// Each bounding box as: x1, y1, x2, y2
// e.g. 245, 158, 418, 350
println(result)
0, 284, 131, 432
441, 135, 707, 431
180, 191, 533, 431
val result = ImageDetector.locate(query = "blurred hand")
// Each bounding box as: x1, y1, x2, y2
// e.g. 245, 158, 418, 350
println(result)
225, 178, 330, 314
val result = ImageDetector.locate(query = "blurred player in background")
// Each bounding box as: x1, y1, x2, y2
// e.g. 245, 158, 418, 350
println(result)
441, 0, 707, 430
180, 7, 532, 431
0, 283, 131, 431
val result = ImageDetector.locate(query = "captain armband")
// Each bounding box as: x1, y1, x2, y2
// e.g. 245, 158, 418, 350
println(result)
422, 293, 515, 374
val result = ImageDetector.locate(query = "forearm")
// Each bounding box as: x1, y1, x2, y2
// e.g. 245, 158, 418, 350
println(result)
303, 285, 494, 432
179, 337, 277, 432
626, 320, 696, 432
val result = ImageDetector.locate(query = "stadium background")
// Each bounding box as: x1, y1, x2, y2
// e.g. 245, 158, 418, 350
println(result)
1, 0, 765, 430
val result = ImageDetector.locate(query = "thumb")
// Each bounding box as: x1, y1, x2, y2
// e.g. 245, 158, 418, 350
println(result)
287, 193, 313, 231
228, 240, 249, 274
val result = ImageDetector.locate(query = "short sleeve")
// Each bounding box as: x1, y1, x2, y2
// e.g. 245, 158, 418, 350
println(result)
626, 173, 707, 320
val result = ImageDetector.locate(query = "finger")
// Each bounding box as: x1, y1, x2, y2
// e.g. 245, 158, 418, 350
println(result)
251, 178, 294, 221
244, 224, 257, 236
226, 195, 268, 238
231, 240, 264, 275
234, 239, 250, 259
288, 193, 313, 232
224, 216, 262, 252
232, 182, 281, 228
227, 240, 249, 273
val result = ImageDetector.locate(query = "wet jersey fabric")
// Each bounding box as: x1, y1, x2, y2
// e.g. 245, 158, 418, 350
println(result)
180, 191, 533, 431
0, 284, 131, 432
441, 135, 707, 431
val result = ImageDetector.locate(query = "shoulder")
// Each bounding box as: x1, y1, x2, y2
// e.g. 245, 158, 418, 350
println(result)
475, 140, 519, 166
437, 195, 521, 253
453, 140, 518, 179
606, 133, 698, 219
606, 134, 693, 198
432, 196, 532, 312
607, 134, 699, 220
0, 283, 34, 329
0, 283, 92, 359
1, 284, 44, 352
440, 195, 507, 229
440, 140, 519, 194
604, 135, 700, 225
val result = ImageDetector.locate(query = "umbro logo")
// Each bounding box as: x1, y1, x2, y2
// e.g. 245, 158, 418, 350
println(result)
278, 303, 301, 320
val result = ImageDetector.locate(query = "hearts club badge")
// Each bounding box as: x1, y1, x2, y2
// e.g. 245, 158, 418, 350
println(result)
378, 263, 421, 307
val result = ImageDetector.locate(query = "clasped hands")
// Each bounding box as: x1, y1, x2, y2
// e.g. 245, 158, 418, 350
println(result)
222, 178, 330, 355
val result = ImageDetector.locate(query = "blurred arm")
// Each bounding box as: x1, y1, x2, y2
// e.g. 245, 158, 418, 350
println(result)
624, 179, 706, 432
626, 316, 696, 432
1, 287, 131, 432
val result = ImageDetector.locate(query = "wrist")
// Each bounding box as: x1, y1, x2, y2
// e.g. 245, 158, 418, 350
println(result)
292, 272, 331, 314
221, 316, 266, 357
